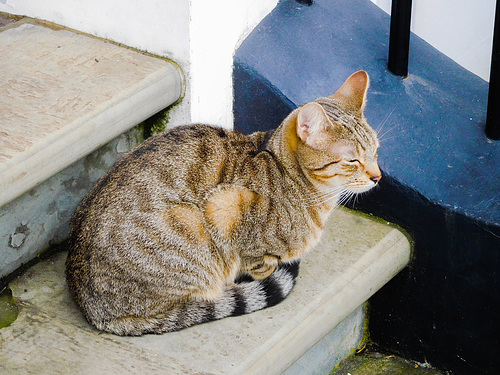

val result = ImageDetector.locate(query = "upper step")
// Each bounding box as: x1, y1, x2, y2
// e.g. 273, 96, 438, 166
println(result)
0, 19, 182, 208
234, 0, 499, 226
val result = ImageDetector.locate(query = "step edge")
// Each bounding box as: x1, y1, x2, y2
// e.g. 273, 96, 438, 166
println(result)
238, 229, 411, 375
0, 63, 181, 208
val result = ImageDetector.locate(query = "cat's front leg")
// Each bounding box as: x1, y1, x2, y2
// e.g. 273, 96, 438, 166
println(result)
240, 254, 279, 280
205, 184, 287, 279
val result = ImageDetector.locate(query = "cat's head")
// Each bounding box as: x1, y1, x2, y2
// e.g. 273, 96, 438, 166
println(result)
295, 71, 381, 196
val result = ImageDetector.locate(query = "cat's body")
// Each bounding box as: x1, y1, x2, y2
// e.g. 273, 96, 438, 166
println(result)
66, 71, 381, 336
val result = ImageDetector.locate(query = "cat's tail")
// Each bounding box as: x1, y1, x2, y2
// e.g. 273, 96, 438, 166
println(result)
95, 260, 300, 336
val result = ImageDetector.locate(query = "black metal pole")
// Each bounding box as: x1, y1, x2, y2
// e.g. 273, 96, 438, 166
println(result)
486, 0, 500, 140
388, 0, 413, 77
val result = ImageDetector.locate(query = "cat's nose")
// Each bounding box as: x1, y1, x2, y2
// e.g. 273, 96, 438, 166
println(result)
370, 175, 382, 183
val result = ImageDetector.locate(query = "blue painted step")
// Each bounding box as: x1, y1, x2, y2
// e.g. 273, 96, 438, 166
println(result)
233, 1, 500, 374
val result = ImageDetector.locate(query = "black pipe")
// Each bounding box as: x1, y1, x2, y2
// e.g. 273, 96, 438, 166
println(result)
388, 0, 413, 77
486, 0, 500, 140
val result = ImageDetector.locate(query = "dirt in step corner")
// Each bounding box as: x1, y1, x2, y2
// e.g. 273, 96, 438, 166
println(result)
331, 346, 450, 375
0, 12, 24, 28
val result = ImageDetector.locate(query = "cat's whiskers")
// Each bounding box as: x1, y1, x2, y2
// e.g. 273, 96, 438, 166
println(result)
377, 123, 399, 144
303, 185, 346, 199
336, 190, 356, 207
302, 194, 341, 207
301, 186, 341, 200
378, 135, 397, 143
341, 179, 382, 208
301, 186, 348, 207
376, 107, 396, 134
304, 179, 375, 208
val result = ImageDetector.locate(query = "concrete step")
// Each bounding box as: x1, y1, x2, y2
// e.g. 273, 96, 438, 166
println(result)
0, 18, 182, 279
0, 207, 411, 375
0, 19, 182, 208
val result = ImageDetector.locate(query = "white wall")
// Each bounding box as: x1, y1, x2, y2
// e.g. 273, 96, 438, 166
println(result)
189, 0, 278, 127
0, 0, 278, 129
371, 0, 496, 81
0, 1, 191, 65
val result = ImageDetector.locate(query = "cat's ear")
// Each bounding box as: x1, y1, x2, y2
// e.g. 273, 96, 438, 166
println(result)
330, 70, 369, 113
296, 102, 330, 149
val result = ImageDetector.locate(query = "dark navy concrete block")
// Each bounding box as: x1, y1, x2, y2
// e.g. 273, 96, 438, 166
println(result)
233, 0, 500, 373
348, 175, 500, 374
235, 0, 498, 225
233, 63, 296, 134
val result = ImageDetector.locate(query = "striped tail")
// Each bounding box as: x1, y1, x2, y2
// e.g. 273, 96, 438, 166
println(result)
95, 260, 300, 336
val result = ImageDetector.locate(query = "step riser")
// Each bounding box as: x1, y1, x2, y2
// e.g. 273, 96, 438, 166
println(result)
284, 305, 365, 375
0, 127, 142, 280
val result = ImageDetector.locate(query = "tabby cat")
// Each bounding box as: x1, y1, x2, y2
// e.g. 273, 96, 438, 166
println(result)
66, 70, 381, 336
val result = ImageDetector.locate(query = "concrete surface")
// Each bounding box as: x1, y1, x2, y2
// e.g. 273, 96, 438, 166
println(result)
0, 19, 182, 279
0, 19, 182, 208
0, 126, 144, 279
285, 305, 365, 375
0, 208, 410, 375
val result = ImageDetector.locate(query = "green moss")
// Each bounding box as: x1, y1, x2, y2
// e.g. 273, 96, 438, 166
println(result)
331, 348, 447, 375
341, 206, 415, 259
360, 302, 372, 347
140, 105, 174, 140
0, 287, 19, 329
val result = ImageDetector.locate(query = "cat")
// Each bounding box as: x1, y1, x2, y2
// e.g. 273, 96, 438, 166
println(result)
65, 70, 381, 336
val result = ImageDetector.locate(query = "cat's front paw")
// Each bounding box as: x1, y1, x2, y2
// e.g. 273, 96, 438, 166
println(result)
243, 255, 279, 280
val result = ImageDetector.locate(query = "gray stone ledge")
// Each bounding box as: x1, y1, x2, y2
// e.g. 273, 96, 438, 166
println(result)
0, 208, 410, 374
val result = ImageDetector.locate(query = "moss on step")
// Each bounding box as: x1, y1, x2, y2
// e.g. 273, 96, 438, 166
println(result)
330, 347, 448, 375
343, 206, 415, 260
0, 287, 18, 329
360, 302, 371, 349
141, 109, 169, 139
140, 103, 175, 139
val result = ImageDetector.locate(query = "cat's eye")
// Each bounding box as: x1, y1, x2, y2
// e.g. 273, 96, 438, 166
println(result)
347, 159, 360, 164
313, 161, 339, 171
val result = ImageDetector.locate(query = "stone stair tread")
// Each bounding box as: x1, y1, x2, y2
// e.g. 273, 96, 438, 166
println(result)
0, 208, 411, 375
0, 20, 182, 208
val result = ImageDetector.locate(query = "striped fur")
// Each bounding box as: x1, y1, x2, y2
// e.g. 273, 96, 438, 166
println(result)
94, 261, 299, 336
66, 71, 381, 335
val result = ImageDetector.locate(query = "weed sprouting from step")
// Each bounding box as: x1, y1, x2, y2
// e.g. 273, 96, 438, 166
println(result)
0, 287, 19, 329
